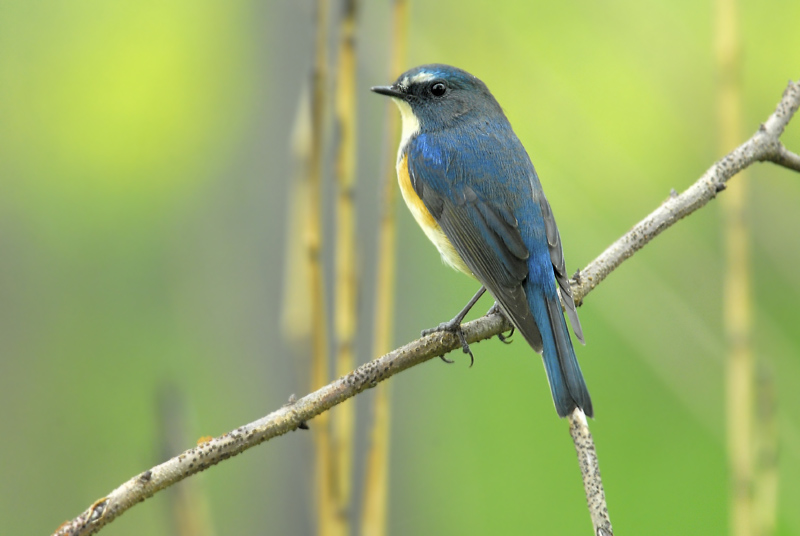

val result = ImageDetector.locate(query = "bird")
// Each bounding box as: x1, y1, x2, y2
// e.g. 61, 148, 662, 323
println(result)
371, 64, 593, 418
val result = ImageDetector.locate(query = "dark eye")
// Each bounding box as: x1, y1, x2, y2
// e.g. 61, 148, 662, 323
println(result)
430, 82, 447, 97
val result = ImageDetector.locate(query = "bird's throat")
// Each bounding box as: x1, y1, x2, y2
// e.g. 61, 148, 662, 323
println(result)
392, 98, 421, 163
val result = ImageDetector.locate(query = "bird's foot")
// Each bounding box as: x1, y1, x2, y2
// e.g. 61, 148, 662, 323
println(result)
497, 327, 515, 344
486, 302, 515, 344
422, 319, 474, 367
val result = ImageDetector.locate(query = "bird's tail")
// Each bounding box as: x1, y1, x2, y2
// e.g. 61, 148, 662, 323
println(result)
527, 285, 593, 418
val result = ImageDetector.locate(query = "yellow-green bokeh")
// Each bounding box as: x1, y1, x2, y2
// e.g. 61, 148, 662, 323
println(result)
1, 1, 799, 535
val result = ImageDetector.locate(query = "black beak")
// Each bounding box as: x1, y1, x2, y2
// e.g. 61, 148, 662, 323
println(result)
371, 85, 404, 98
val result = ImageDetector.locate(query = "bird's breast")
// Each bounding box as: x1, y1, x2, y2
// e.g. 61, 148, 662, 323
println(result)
397, 152, 472, 276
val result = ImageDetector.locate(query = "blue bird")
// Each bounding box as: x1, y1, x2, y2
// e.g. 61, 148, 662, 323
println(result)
372, 64, 592, 418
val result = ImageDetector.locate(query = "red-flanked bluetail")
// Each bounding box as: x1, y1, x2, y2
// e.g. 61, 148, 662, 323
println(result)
372, 64, 592, 418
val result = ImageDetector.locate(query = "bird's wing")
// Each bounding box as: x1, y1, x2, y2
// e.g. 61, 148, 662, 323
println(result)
538, 195, 584, 343
407, 138, 543, 351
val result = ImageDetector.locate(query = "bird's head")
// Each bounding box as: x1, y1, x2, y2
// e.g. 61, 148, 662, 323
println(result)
371, 64, 503, 137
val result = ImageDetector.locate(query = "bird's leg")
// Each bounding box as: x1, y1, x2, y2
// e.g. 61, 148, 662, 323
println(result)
486, 302, 515, 344
422, 286, 487, 366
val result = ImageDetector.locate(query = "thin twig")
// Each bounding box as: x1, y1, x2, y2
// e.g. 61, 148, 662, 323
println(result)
773, 144, 800, 171
570, 80, 800, 305
569, 409, 612, 536
52, 80, 800, 536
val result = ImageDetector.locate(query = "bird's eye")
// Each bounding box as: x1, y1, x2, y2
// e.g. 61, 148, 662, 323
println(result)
430, 82, 447, 97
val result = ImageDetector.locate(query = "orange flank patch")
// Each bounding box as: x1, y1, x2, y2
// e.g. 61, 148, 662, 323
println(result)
397, 154, 473, 277
397, 154, 437, 231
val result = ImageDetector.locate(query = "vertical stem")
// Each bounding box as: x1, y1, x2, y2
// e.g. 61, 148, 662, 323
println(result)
309, 1, 334, 535
158, 388, 215, 536
715, 1, 755, 535
753, 364, 778, 536
280, 90, 313, 346
332, 0, 359, 534
360, 1, 408, 535
569, 409, 613, 536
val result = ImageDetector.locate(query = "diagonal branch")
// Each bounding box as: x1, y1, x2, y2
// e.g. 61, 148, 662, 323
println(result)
52, 79, 800, 536
53, 314, 511, 536
571, 79, 800, 305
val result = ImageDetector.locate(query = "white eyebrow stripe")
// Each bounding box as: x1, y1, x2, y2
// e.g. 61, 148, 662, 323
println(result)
408, 71, 436, 84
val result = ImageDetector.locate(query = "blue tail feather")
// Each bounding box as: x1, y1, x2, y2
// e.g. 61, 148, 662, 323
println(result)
527, 282, 593, 418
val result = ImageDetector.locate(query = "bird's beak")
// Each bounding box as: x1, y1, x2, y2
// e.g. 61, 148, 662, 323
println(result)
371, 85, 405, 98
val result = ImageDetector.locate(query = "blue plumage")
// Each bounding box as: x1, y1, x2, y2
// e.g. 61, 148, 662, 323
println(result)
373, 64, 592, 418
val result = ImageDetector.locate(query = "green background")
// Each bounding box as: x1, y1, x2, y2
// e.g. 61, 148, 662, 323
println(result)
2, 1, 799, 534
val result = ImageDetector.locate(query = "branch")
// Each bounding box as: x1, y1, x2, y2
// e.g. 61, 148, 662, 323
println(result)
571, 79, 800, 305
570, 409, 612, 536
53, 80, 800, 536
53, 314, 511, 536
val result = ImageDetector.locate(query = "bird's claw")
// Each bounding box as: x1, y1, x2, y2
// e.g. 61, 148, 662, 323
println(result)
486, 302, 514, 344
422, 319, 475, 367
497, 326, 515, 344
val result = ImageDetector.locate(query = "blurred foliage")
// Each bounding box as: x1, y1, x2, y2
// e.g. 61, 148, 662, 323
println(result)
1, 1, 798, 535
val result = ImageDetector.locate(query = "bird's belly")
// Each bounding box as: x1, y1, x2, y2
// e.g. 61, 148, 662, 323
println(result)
397, 154, 473, 277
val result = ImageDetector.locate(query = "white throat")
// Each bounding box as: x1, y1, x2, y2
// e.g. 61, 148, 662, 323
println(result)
392, 98, 420, 162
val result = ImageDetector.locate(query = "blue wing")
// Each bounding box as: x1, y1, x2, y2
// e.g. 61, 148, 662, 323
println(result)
407, 132, 543, 352
407, 126, 592, 417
